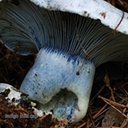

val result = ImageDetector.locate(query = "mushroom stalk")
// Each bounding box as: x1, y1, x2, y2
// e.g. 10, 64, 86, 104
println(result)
0, 0, 128, 122
20, 48, 95, 121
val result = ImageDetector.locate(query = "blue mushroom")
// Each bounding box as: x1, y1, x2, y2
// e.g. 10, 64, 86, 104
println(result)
0, 0, 128, 122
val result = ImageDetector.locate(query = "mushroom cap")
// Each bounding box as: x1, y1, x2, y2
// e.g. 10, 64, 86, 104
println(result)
0, 0, 128, 65
31, 0, 128, 35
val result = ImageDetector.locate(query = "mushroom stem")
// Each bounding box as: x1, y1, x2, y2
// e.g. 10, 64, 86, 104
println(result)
20, 48, 95, 121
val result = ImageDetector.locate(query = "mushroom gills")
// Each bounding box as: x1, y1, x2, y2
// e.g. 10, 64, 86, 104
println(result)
1, 0, 128, 65
0, 0, 128, 122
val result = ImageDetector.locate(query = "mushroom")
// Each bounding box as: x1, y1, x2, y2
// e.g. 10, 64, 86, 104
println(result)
0, 0, 128, 122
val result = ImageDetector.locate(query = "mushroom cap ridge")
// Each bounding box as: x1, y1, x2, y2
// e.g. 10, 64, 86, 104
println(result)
0, 0, 128, 66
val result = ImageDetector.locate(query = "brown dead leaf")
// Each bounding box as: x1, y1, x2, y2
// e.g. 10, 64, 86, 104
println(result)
102, 107, 125, 127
